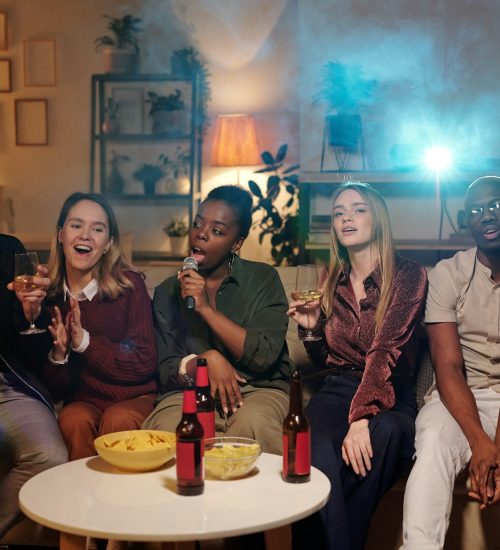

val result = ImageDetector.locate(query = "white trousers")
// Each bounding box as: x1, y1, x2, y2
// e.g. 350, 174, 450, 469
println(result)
400, 388, 499, 550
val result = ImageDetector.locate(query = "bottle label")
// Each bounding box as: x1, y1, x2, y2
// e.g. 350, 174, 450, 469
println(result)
197, 411, 215, 439
283, 434, 289, 474
195, 365, 209, 387
182, 390, 197, 414
176, 440, 204, 480
295, 431, 311, 475
283, 432, 310, 476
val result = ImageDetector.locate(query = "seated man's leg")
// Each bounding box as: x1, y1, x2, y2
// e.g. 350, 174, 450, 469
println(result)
58, 401, 102, 460
224, 385, 288, 455
142, 393, 183, 432
0, 385, 67, 537
401, 393, 471, 550
99, 395, 156, 435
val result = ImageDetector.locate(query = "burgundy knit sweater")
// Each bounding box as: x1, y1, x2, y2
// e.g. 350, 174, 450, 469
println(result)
42, 271, 157, 411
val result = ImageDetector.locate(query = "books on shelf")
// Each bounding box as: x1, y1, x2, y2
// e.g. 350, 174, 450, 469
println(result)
310, 214, 331, 232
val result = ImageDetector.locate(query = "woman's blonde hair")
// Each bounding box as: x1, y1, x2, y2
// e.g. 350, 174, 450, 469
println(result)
322, 182, 395, 333
47, 192, 138, 300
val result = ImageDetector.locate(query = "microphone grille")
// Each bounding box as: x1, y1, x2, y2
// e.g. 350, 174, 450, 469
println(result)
183, 256, 198, 271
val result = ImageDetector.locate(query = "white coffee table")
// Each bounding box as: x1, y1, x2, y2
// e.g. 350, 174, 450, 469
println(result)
19, 452, 330, 550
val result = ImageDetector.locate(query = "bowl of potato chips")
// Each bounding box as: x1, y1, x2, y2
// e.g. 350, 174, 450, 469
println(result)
204, 437, 261, 480
94, 430, 176, 472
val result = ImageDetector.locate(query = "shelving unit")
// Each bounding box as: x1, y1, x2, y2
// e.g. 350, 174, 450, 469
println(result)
89, 73, 203, 239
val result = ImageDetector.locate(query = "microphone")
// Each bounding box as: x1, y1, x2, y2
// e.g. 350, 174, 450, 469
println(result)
182, 256, 199, 309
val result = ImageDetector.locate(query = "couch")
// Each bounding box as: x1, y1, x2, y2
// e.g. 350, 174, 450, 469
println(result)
2, 265, 499, 549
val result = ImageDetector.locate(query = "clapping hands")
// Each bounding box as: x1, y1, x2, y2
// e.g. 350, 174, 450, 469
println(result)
49, 297, 84, 361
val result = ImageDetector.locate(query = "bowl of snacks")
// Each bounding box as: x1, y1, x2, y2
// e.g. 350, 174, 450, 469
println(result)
204, 437, 261, 480
94, 430, 176, 472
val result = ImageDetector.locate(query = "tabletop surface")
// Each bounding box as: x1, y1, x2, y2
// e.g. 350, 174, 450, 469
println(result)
19, 453, 330, 542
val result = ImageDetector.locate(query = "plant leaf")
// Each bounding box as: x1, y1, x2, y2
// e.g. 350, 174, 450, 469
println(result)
269, 185, 280, 201
271, 212, 282, 227
248, 180, 262, 198
254, 166, 275, 174
261, 151, 274, 165
283, 163, 300, 175
275, 144, 288, 163
267, 175, 281, 191
283, 174, 299, 186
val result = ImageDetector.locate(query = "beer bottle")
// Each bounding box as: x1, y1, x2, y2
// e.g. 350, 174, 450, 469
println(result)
283, 368, 310, 483
176, 385, 204, 495
195, 357, 215, 440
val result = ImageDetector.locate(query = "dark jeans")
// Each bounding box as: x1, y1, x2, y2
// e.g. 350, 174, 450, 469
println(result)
294, 375, 416, 550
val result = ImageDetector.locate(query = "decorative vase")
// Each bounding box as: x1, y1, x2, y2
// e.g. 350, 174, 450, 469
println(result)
171, 52, 191, 76
171, 176, 190, 195
326, 114, 362, 149
143, 180, 157, 195
103, 48, 139, 74
102, 118, 120, 135
151, 110, 188, 136
169, 235, 188, 257
107, 166, 126, 194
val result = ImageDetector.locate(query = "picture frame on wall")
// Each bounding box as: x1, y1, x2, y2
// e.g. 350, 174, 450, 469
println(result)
23, 39, 57, 86
0, 13, 7, 51
0, 59, 11, 92
15, 99, 48, 146
111, 87, 144, 134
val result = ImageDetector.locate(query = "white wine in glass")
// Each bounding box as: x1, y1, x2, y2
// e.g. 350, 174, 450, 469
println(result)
293, 264, 322, 342
14, 251, 46, 335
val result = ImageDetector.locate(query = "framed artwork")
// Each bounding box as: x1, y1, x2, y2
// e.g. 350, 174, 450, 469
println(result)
111, 87, 144, 134
23, 39, 57, 86
0, 13, 7, 51
15, 99, 48, 146
0, 59, 11, 91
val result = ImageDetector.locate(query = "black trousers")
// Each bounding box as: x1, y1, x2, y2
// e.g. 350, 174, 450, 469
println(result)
294, 374, 416, 550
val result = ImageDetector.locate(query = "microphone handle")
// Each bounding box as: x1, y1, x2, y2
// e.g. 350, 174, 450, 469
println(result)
186, 295, 195, 309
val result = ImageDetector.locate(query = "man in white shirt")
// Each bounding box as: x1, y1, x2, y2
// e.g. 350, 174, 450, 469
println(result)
401, 176, 500, 549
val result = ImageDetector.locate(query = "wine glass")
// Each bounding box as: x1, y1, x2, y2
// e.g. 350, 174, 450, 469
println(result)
14, 251, 47, 335
293, 264, 322, 342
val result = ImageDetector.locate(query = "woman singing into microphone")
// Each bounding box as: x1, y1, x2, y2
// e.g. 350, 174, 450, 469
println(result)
143, 185, 291, 454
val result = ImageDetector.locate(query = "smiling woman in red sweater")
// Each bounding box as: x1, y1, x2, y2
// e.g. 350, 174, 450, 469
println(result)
42, 192, 157, 460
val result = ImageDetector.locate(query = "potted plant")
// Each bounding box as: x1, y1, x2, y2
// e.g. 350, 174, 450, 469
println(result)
107, 150, 130, 194
132, 154, 168, 195
102, 98, 121, 135
248, 144, 300, 266
146, 90, 187, 136
95, 14, 142, 74
163, 218, 189, 256
171, 47, 211, 134
314, 61, 376, 149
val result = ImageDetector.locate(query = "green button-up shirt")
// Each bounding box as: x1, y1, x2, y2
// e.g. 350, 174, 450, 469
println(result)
154, 255, 291, 400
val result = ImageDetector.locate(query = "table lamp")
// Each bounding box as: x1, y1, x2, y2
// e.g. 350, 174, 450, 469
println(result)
210, 114, 261, 184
